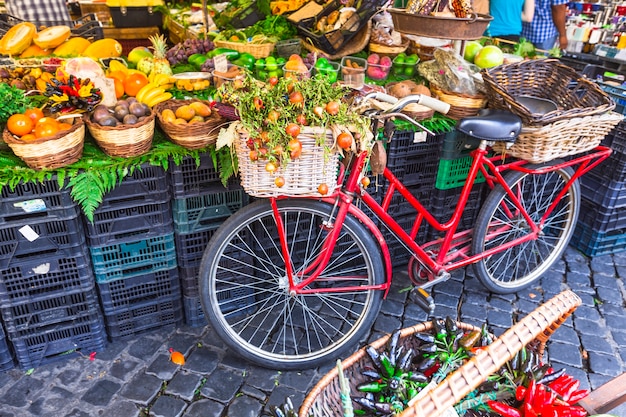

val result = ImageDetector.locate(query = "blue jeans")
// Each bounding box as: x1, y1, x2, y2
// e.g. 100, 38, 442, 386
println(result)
534, 35, 558, 53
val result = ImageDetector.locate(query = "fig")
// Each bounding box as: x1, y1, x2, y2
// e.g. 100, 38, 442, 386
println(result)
91, 105, 112, 123
129, 101, 146, 118
98, 115, 118, 126
114, 105, 129, 121
123, 114, 138, 125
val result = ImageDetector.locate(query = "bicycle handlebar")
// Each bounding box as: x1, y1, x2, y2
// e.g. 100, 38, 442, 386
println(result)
365, 92, 451, 115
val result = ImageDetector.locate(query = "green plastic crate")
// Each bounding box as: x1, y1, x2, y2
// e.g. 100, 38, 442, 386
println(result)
435, 156, 486, 190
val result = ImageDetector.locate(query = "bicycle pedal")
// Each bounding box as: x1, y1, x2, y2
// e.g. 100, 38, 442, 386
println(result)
413, 287, 435, 315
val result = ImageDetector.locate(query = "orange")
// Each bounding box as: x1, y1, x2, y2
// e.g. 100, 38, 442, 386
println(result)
35, 121, 60, 138
110, 77, 124, 99
24, 108, 44, 124
123, 72, 149, 97
7, 114, 34, 137
107, 70, 127, 83
57, 122, 72, 131
20, 133, 37, 142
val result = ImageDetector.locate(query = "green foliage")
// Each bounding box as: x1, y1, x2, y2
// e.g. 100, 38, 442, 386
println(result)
0, 84, 33, 126
0, 128, 222, 222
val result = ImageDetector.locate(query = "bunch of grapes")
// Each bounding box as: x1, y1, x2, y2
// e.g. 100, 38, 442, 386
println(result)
302, 52, 318, 69
166, 38, 215, 66
200, 59, 215, 73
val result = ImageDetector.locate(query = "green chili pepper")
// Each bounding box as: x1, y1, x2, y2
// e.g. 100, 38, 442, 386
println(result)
357, 381, 387, 393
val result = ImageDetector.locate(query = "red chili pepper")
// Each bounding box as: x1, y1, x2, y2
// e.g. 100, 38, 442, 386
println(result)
553, 405, 587, 417
525, 379, 537, 405
549, 375, 573, 393
524, 401, 539, 417
567, 389, 589, 404
561, 379, 581, 402
487, 401, 521, 417
516, 385, 526, 401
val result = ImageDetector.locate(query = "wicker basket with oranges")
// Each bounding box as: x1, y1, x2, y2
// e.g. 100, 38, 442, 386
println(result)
3, 111, 85, 170
154, 99, 227, 150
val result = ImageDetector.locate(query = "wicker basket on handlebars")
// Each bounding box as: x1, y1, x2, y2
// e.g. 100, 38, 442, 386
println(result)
299, 290, 582, 417
482, 59, 615, 126
236, 126, 340, 198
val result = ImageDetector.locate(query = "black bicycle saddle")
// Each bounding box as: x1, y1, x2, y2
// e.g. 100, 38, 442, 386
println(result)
457, 109, 523, 142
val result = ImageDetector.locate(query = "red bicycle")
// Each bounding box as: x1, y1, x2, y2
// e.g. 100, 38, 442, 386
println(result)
198, 94, 611, 369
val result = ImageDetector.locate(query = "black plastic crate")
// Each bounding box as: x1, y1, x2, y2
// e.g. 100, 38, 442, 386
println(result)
0, 213, 85, 268
0, 325, 14, 372
97, 268, 179, 311
174, 229, 218, 269
0, 13, 104, 40
427, 185, 486, 239
581, 174, 626, 210
108, 7, 163, 28
9, 315, 106, 370
183, 295, 207, 328
587, 145, 626, 183
0, 248, 94, 305
172, 189, 249, 234
383, 186, 433, 219
385, 156, 440, 188
597, 81, 626, 116
1, 284, 101, 333
601, 119, 626, 155
572, 221, 626, 257
440, 130, 482, 160
168, 153, 242, 199
178, 263, 201, 298
96, 164, 169, 210
101, 295, 183, 340
90, 233, 178, 283
0, 177, 77, 225
295, 0, 386, 55
84, 201, 174, 247
380, 213, 431, 266
386, 129, 443, 158
578, 198, 626, 234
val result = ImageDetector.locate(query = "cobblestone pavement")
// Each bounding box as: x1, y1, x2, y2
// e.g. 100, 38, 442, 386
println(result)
0, 246, 625, 417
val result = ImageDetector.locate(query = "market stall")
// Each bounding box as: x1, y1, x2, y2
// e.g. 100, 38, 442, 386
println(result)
0, 0, 625, 395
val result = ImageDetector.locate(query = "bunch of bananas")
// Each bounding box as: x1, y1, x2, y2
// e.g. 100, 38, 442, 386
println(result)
136, 73, 175, 108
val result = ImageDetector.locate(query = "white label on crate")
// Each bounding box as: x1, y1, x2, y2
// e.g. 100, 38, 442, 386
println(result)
413, 131, 427, 143
18, 225, 39, 242
214, 54, 229, 73
13, 199, 47, 213
32, 263, 50, 274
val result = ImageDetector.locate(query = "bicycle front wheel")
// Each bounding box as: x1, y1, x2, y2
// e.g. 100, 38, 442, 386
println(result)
198, 199, 385, 370
472, 162, 580, 293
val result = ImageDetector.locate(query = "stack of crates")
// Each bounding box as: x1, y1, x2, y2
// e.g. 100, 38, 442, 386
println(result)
372, 127, 443, 262
572, 121, 626, 256
0, 177, 106, 369
84, 164, 183, 340
0, 325, 12, 371
428, 130, 488, 240
169, 152, 249, 327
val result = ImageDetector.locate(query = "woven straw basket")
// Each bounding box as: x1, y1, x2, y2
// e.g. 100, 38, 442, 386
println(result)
3, 117, 85, 170
236, 126, 340, 198
155, 99, 228, 150
431, 84, 488, 120
299, 290, 582, 417
482, 59, 615, 126
214, 40, 275, 59
85, 111, 155, 158
492, 111, 623, 164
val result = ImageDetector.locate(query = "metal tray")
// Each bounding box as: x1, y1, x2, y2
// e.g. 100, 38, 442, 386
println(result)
386, 9, 493, 40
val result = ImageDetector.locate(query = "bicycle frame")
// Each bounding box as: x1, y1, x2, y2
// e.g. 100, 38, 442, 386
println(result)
270, 140, 612, 296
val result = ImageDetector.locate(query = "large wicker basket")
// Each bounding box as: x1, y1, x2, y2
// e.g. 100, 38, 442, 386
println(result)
236, 126, 340, 198
482, 59, 615, 126
85, 111, 155, 158
431, 84, 488, 120
154, 99, 228, 150
214, 40, 275, 59
492, 111, 623, 163
3, 117, 85, 170
299, 290, 582, 417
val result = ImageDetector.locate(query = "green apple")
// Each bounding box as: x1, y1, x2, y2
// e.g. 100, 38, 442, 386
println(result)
127, 46, 153, 65
473, 45, 504, 69
463, 41, 483, 63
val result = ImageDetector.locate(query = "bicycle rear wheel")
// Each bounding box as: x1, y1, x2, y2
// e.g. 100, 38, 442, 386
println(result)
198, 199, 385, 370
472, 162, 580, 293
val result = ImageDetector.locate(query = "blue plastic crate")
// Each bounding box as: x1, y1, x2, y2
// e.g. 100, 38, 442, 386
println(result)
84, 201, 174, 247
598, 81, 626, 115
572, 222, 626, 257
90, 234, 178, 283
9, 315, 106, 370
183, 295, 207, 328
172, 189, 249, 234
0, 248, 94, 305
169, 152, 242, 199
0, 213, 86, 267
578, 198, 626, 234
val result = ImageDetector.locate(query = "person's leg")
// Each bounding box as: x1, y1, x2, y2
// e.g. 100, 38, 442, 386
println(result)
534, 35, 558, 52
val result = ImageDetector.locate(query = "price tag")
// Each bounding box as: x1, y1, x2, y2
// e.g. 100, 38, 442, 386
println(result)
213, 54, 229, 73
13, 198, 47, 213
413, 130, 427, 143
19, 225, 39, 242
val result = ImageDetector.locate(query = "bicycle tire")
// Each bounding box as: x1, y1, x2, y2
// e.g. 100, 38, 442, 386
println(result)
198, 199, 385, 370
472, 161, 580, 293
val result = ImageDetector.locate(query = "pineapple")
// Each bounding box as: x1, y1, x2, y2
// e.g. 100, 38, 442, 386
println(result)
138, 34, 172, 79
